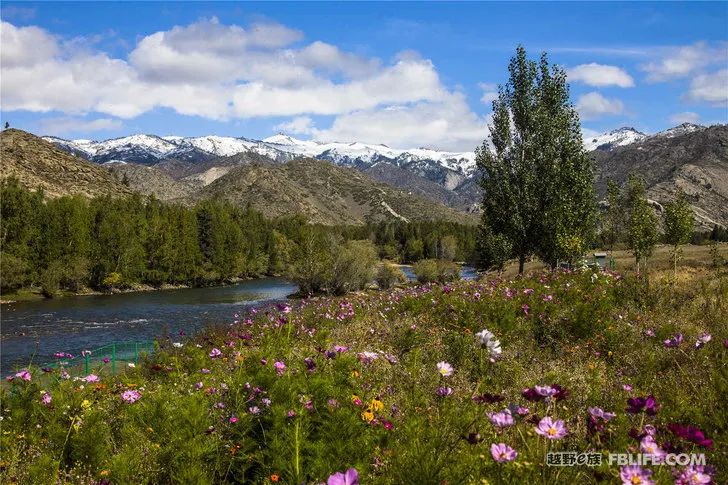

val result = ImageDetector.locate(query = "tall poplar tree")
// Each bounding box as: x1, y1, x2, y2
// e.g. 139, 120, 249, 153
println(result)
664, 191, 694, 277
476, 46, 595, 273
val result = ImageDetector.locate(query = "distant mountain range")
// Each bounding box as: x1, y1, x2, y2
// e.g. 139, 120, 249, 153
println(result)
2, 122, 726, 228
2, 129, 475, 226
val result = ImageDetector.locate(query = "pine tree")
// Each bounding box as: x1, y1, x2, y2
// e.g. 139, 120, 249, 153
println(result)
477, 46, 595, 273
664, 191, 694, 277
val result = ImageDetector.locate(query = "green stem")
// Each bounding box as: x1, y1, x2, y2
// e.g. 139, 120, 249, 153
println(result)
294, 419, 301, 480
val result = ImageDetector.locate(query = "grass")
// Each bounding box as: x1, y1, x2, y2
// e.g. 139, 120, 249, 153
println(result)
500, 243, 728, 277
1, 263, 726, 484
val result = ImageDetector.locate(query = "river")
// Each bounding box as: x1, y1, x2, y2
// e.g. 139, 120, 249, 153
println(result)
1, 267, 477, 375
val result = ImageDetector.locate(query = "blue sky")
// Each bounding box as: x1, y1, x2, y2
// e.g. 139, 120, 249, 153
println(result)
1, 1, 727, 151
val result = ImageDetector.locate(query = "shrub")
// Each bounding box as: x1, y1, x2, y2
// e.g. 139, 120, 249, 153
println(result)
328, 240, 379, 295
0, 252, 28, 292
413, 259, 460, 283
375, 262, 406, 289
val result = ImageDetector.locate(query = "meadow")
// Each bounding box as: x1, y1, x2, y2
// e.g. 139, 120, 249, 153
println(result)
1, 255, 726, 484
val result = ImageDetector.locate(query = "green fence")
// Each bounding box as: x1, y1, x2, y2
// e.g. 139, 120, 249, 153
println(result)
39, 341, 156, 376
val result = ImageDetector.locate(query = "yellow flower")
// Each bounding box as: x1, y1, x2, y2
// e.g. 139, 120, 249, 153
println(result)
361, 409, 375, 423
370, 399, 384, 412
81, 399, 91, 409
351, 370, 360, 378
235, 354, 245, 363
100, 470, 110, 477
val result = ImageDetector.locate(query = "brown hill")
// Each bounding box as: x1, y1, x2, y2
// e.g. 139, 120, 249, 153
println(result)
189, 158, 477, 225
592, 125, 728, 229
0, 129, 131, 198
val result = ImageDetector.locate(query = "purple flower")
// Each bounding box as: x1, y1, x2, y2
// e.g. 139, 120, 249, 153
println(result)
667, 424, 713, 449
248, 406, 260, 415
273, 361, 286, 375
490, 443, 517, 463
626, 395, 660, 416
121, 389, 141, 404
675, 465, 714, 485
229, 415, 238, 423
488, 409, 514, 428
436, 361, 454, 377
357, 351, 378, 364
535, 385, 557, 398
664, 333, 684, 348
619, 465, 654, 485
201, 368, 211, 374
41, 391, 52, 406
436, 386, 453, 397
695, 333, 712, 349
287, 409, 297, 418
644, 328, 655, 337
534, 416, 568, 439
327, 468, 358, 485
588, 407, 616, 422
209, 348, 222, 358
334, 345, 349, 353
103, 357, 111, 364
83, 374, 99, 383
195, 382, 204, 390
304, 357, 316, 372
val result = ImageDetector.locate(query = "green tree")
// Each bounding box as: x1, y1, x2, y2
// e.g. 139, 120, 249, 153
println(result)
626, 176, 659, 272
663, 191, 694, 277
476, 46, 595, 273
329, 240, 378, 295
603, 179, 623, 251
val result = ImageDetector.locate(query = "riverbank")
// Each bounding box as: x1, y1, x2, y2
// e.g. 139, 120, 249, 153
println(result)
0, 277, 267, 305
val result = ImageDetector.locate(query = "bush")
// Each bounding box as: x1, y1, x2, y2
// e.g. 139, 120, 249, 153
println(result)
413, 259, 460, 284
329, 240, 378, 295
375, 262, 407, 289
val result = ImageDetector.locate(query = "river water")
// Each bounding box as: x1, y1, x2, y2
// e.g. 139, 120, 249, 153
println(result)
1, 267, 477, 375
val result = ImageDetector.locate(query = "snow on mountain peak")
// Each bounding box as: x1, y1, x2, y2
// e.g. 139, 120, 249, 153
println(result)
584, 126, 647, 152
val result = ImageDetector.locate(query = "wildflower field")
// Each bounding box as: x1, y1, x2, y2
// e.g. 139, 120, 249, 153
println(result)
1, 266, 726, 484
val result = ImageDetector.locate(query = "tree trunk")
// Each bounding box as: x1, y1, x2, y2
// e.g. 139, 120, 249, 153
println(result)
518, 254, 526, 274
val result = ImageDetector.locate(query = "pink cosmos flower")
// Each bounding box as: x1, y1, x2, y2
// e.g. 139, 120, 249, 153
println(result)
15, 369, 31, 381
534, 416, 568, 440
41, 391, 52, 406
436, 361, 454, 377
488, 410, 514, 428
195, 382, 204, 390
229, 415, 238, 423
357, 351, 378, 364
103, 357, 111, 363
639, 436, 666, 462
490, 443, 517, 463
644, 329, 655, 337
542, 294, 553, 302
121, 389, 141, 404
619, 465, 654, 485
249, 406, 260, 415
209, 348, 222, 358
201, 368, 211, 374
327, 468, 358, 485
83, 374, 99, 383
535, 385, 558, 398
274, 361, 286, 375
674, 465, 714, 485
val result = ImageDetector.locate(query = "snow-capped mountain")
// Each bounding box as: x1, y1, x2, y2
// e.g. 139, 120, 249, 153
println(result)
583, 127, 648, 152
654, 123, 706, 139
43, 133, 477, 180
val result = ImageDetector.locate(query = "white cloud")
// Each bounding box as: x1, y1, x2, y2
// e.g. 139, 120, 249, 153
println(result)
686, 69, 728, 107
478, 83, 499, 105
39, 116, 123, 135
669, 111, 700, 124
575, 92, 625, 120
313, 93, 488, 152
273, 116, 316, 135
567, 63, 634, 88
642, 42, 728, 82
1, 18, 487, 149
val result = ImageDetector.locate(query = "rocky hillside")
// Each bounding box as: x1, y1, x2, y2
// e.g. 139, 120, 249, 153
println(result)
0, 129, 131, 198
105, 162, 195, 201
189, 158, 477, 225
593, 124, 728, 229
